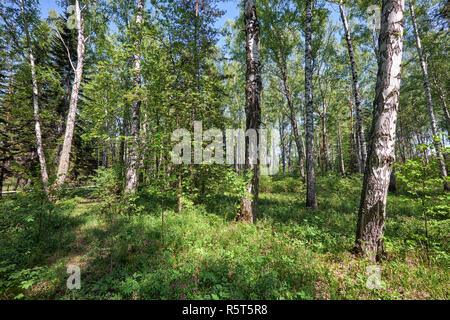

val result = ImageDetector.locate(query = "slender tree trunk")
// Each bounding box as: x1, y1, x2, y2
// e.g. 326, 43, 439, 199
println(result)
410, 1, 449, 191
339, 1, 367, 171
349, 101, 358, 174
283, 75, 305, 178
125, 0, 144, 193
355, 0, 405, 262
305, 0, 318, 209
55, 0, 85, 188
318, 71, 330, 172
20, 0, 49, 194
389, 166, 397, 192
237, 0, 261, 223
431, 73, 450, 132
287, 135, 293, 173
279, 117, 286, 175
0, 166, 4, 200
321, 108, 330, 171
337, 121, 346, 178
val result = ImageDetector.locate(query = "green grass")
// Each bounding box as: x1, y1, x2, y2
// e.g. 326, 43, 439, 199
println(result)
0, 175, 448, 300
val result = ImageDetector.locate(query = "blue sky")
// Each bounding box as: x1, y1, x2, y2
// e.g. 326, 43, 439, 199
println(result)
39, 0, 241, 31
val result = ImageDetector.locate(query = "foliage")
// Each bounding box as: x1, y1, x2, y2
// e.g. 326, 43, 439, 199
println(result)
0, 175, 448, 300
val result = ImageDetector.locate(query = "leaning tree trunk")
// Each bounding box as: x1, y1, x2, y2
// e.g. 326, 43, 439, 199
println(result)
339, 1, 367, 172
125, 0, 144, 193
355, 0, 405, 262
409, 1, 449, 191
55, 0, 85, 188
20, 0, 49, 194
304, 0, 318, 209
237, 0, 262, 223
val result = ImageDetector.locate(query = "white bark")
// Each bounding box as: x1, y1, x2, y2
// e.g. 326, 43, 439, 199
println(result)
20, 0, 49, 194
237, 0, 262, 223
305, 0, 318, 209
356, 0, 405, 261
55, 0, 85, 188
339, 1, 368, 172
409, 0, 449, 190
125, 0, 144, 193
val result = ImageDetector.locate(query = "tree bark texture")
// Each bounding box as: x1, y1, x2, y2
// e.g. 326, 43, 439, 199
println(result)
55, 0, 85, 188
339, 1, 367, 172
237, 0, 262, 223
125, 0, 144, 193
20, 0, 49, 194
356, 0, 405, 262
305, 0, 318, 209
409, 1, 449, 191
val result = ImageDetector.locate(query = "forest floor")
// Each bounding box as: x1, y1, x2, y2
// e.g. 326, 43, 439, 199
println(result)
0, 175, 448, 300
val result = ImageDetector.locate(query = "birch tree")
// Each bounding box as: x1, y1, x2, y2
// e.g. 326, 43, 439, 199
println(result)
338, 0, 367, 173
305, 0, 318, 209
125, 0, 144, 193
356, 0, 405, 261
409, 0, 449, 191
55, 0, 86, 188
237, 0, 262, 223
19, 0, 49, 194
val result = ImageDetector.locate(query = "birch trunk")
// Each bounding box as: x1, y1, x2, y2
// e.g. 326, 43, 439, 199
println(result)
20, 0, 49, 194
409, 1, 449, 191
305, 0, 318, 209
356, 0, 405, 262
349, 101, 358, 173
279, 116, 286, 175
431, 73, 450, 132
337, 121, 346, 178
0, 166, 4, 200
237, 0, 261, 223
283, 74, 305, 178
319, 91, 330, 171
125, 0, 144, 193
55, 0, 85, 188
339, 1, 367, 171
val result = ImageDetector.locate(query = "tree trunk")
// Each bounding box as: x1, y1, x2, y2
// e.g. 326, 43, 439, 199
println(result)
0, 166, 4, 200
337, 121, 346, 178
431, 73, 450, 133
318, 70, 330, 172
125, 0, 144, 193
20, 0, 49, 194
409, 1, 449, 191
237, 0, 262, 223
305, 0, 318, 209
321, 108, 330, 171
283, 75, 305, 178
55, 0, 85, 188
279, 116, 286, 175
355, 0, 405, 262
287, 134, 293, 173
339, 1, 367, 172
348, 101, 358, 174
389, 166, 397, 193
